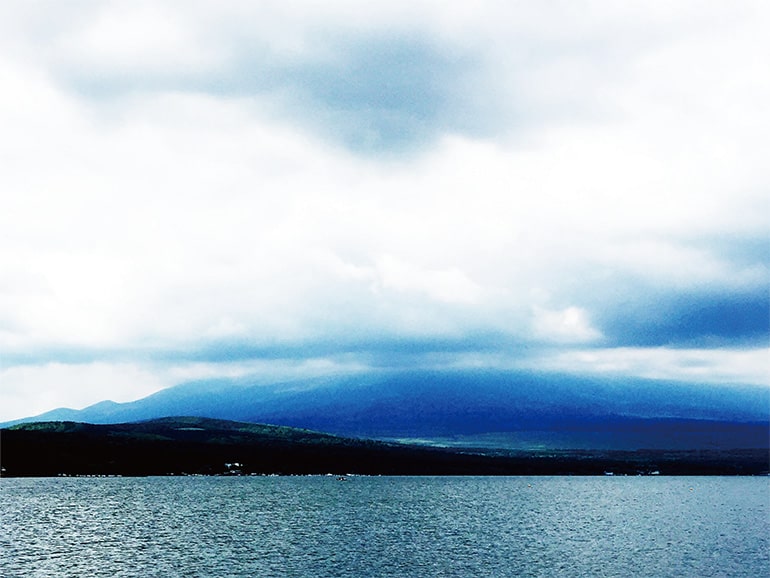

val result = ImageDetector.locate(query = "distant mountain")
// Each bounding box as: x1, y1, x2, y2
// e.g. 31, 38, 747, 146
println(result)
4, 369, 768, 451
2, 417, 767, 477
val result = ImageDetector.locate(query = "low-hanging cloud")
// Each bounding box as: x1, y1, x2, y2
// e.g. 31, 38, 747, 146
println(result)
0, 0, 768, 420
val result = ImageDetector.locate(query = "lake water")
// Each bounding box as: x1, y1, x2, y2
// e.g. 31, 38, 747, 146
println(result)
2, 476, 768, 577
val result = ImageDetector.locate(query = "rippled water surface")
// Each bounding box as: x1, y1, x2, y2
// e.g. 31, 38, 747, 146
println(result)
2, 476, 768, 577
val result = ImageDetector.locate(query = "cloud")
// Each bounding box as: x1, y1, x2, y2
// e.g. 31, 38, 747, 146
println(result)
590, 287, 770, 348
375, 255, 484, 304
0, 362, 168, 421
0, 357, 370, 422
0, 1, 768, 419
532, 306, 603, 344
527, 347, 769, 387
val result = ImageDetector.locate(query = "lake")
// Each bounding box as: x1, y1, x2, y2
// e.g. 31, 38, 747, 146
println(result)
2, 476, 768, 577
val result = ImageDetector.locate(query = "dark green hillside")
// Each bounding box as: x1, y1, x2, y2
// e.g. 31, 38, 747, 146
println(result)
1, 417, 509, 477
1, 417, 767, 477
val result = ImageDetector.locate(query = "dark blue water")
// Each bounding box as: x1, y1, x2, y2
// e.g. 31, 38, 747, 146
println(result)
2, 476, 768, 577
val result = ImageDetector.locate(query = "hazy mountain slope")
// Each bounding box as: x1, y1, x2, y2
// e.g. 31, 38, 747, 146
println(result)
5, 369, 768, 450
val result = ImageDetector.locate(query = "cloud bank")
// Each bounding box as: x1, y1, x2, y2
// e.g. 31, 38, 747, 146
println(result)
0, 1, 767, 420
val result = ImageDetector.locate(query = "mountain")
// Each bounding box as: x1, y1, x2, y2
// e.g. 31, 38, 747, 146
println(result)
4, 369, 768, 451
2, 417, 767, 477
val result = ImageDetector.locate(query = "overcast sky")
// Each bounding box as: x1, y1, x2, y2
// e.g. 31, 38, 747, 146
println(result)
1, 1, 768, 421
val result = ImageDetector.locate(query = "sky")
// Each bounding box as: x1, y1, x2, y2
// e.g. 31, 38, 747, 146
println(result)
0, 0, 768, 422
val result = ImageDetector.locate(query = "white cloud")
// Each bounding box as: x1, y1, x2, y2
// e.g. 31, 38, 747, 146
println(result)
375, 255, 484, 304
0, 362, 168, 422
528, 347, 770, 386
532, 306, 603, 344
0, 357, 371, 422
0, 1, 768, 418
60, 2, 218, 74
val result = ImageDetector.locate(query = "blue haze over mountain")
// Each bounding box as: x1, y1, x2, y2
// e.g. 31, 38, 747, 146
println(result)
8, 369, 768, 451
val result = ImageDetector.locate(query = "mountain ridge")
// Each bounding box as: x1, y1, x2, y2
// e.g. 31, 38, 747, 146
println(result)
4, 369, 768, 451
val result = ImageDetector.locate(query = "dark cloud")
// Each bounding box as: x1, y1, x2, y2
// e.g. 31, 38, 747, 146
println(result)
597, 288, 769, 348
62, 34, 487, 153
151, 331, 515, 366
279, 37, 472, 152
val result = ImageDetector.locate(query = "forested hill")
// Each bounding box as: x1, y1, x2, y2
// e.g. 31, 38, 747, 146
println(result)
1, 417, 767, 477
